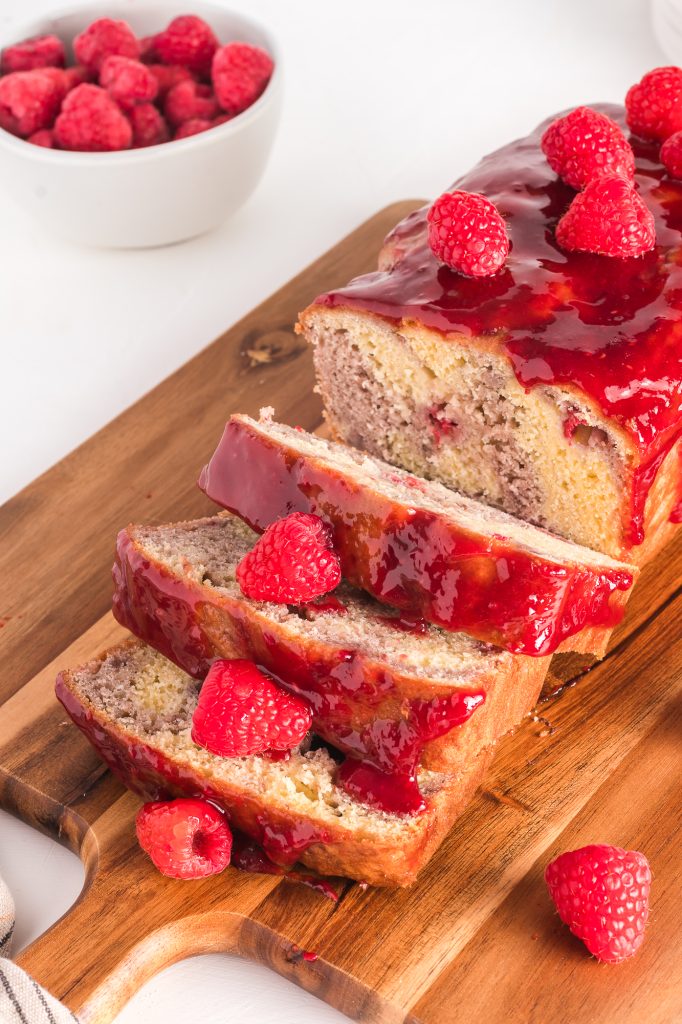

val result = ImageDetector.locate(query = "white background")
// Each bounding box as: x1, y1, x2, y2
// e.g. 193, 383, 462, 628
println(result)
0, 0, 666, 1020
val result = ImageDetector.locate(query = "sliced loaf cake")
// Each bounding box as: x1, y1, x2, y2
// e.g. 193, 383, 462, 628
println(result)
112, 513, 550, 774
56, 639, 493, 887
198, 413, 636, 657
297, 104, 682, 565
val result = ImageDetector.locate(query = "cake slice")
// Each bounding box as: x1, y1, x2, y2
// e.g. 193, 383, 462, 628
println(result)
198, 413, 636, 657
112, 513, 550, 774
297, 104, 682, 565
55, 639, 493, 887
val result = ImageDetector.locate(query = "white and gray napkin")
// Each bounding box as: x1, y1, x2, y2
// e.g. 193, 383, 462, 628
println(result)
0, 874, 77, 1023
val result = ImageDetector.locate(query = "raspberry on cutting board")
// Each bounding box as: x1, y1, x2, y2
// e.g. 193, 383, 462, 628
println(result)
236, 511, 342, 604
136, 798, 233, 879
191, 659, 313, 758
545, 844, 651, 963
427, 190, 509, 277
541, 106, 635, 190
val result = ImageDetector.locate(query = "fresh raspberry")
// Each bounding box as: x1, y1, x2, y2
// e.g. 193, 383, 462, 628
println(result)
236, 512, 342, 604
100, 55, 158, 109
62, 65, 92, 91
27, 128, 56, 148
164, 79, 218, 126
54, 84, 132, 152
556, 175, 655, 257
427, 190, 509, 277
153, 15, 218, 75
129, 102, 169, 147
174, 116, 212, 139
626, 66, 682, 141
135, 798, 232, 879
191, 660, 312, 757
212, 42, 274, 115
1, 34, 65, 74
148, 63, 194, 99
661, 129, 682, 178
73, 18, 139, 74
0, 69, 65, 138
545, 844, 651, 963
138, 35, 158, 64
541, 106, 635, 190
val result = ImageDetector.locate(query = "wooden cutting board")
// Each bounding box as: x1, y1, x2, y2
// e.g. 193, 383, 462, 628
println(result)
1, 201, 681, 1024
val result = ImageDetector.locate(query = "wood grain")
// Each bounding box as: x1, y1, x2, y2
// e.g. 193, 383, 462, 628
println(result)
1, 203, 680, 1024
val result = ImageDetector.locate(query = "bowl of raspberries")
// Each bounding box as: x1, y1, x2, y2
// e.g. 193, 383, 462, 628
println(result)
0, 3, 280, 246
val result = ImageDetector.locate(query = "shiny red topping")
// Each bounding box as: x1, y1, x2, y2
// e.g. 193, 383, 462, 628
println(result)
1, 34, 65, 74
154, 15, 218, 76
626, 66, 682, 142
73, 18, 139, 74
191, 659, 312, 757
556, 175, 655, 257
54, 84, 133, 152
0, 69, 65, 137
427, 190, 509, 277
99, 55, 158, 109
661, 129, 682, 179
545, 844, 651, 963
541, 106, 634, 189
135, 797, 233, 879
212, 42, 274, 115
236, 511, 341, 604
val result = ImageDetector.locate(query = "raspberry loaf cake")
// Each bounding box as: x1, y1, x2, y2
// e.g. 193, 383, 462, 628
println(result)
199, 413, 636, 657
298, 104, 682, 564
113, 513, 550, 774
56, 639, 493, 887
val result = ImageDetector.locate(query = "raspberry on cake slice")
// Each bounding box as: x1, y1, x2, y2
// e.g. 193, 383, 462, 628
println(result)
113, 513, 547, 775
198, 413, 636, 658
56, 639, 492, 887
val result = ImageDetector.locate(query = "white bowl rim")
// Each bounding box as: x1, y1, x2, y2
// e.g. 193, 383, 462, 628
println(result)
0, 0, 281, 164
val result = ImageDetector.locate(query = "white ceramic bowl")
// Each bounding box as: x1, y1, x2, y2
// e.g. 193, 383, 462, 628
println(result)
0, 1, 282, 247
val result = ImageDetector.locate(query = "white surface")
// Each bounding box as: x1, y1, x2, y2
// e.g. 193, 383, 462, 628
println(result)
0, 0, 664, 1020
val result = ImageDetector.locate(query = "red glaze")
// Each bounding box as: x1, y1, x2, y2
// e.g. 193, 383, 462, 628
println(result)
670, 442, 682, 522
301, 594, 348, 615
112, 529, 486, 783
314, 104, 682, 547
337, 759, 426, 815
198, 419, 634, 656
230, 834, 342, 899
374, 613, 429, 635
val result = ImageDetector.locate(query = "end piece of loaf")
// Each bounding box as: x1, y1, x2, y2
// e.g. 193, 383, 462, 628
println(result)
112, 512, 549, 773
297, 105, 682, 565
56, 639, 492, 887
198, 413, 636, 657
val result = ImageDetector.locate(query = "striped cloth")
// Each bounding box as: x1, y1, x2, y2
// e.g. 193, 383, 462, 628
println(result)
0, 874, 77, 1023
